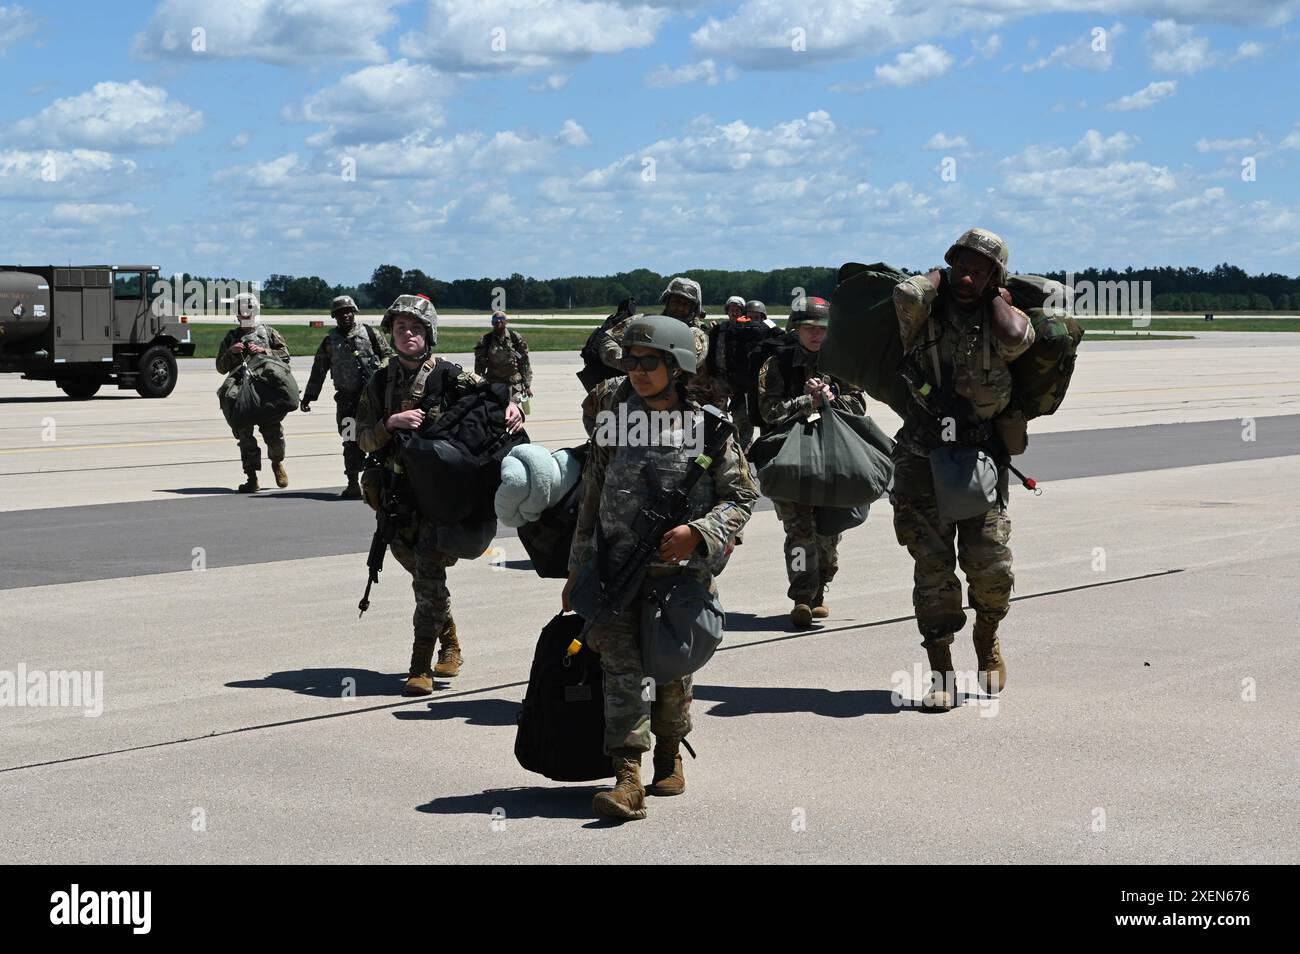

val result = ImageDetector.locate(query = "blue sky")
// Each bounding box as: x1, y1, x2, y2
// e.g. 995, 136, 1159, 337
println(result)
1, 1, 1298, 286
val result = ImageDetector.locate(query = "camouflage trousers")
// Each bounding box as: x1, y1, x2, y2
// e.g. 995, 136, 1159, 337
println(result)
890, 448, 1013, 646
389, 521, 459, 676
773, 500, 841, 603
231, 417, 285, 472
334, 391, 365, 479
586, 595, 692, 755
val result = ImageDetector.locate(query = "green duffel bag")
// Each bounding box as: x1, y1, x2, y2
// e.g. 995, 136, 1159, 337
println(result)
821, 261, 912, 418
757, 408, 894, 507
217, 355, 300, 429
1010, 306, 1085, 420
640, 573, 725, 684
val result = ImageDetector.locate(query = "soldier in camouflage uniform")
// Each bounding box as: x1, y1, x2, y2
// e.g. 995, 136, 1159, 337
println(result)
215, 293, 291, 493
356, 294, 524, 694
473, 311, 532, 407
703, 298, 780, 451
756, 296, 867, 628
565, 315, 756, 822
597, 276, 710, 383
890, 228, 1035, 709
301, 295, 392, 499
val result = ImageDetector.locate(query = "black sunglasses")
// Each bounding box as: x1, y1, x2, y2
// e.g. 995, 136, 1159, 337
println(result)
619, 354, 666, 373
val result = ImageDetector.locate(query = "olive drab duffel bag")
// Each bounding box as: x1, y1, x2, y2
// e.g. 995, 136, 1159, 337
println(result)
515, 612, 612, 782
1005, 274, 1086, 420
217, 354, 300, 429
820, 261, 912, 418
639, 573, 725, 683
757, 408, 895, 508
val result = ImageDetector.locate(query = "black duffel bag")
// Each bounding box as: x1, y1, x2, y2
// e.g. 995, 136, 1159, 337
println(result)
399, 383, 528, 524
514, 613, 612, 782
516, 444, 589, 579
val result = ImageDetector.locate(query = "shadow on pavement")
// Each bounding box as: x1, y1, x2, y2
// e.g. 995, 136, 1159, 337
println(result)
226, 667, 409, 698
393, 697, 521, 727
694, 684, 902, 717
724, 612, 795, 633
419, 785, 603, 820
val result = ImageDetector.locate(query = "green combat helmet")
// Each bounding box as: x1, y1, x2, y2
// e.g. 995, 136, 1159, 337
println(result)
658, 276, 704, 318
945, 227, 1009, 284
331, 295, 358, 315
621, 314, 699, 374
787, 296, 831, 328
381, 294, 437, 347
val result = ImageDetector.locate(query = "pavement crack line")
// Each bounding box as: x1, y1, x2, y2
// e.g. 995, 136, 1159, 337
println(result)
0, 568, 1182, 775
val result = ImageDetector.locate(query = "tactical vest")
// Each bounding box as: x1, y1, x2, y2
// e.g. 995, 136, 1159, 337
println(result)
596, 391, 720, 577
327, 324, 383, 395
479, 330, 526, 381
904, 294, 1015, 444
380, 356, 462, 419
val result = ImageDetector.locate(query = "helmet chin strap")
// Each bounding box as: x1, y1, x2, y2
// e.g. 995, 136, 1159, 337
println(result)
644, 362, 681, 403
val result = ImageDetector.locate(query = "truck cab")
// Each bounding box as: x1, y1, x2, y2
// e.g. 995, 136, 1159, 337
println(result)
0, 264, 195, 398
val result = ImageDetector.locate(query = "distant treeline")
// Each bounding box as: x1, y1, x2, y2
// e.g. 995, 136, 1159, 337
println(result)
187, 262, 1300, 312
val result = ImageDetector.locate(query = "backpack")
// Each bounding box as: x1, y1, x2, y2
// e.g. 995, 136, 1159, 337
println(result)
516, 443, 589, 579
819, 262, 912, 418
398, 381, 529, 525
1005, 274, 1086, 419
749, 331, 799, 428
577, 310, 632, 391
514, 613, 612, 782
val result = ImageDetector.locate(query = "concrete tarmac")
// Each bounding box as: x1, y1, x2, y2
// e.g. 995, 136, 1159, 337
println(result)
0, 335, 1297, 863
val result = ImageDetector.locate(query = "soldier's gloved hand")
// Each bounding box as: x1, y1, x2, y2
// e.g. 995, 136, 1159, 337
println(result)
505, 402, 524, 432
299, 400, 312, 413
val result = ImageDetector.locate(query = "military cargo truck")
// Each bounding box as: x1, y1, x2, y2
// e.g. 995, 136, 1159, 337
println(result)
0, 264, 195, 398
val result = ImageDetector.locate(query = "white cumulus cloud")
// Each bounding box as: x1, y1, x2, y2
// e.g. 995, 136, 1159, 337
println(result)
874, 44, 953, 87
1106, 80, 1177, 111
12, 80, 203, 149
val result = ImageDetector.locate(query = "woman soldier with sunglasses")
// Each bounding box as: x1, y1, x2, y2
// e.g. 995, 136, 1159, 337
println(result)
564, 315, 757, 822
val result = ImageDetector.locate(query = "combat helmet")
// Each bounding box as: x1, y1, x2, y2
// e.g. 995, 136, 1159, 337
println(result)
945, 228, 1009, 284
621, 314, 698, 374
382, 294, 437, 349
788, 296, 830, 328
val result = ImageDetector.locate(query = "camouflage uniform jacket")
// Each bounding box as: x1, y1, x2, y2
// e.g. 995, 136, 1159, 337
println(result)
569, 376, 757, 580
304, 323, 392, 401
355, 355, 486, 458
473, 329, 532, 393
892, 273, 1035, 455
215, 323, 290, 374
757, 345, 867, 428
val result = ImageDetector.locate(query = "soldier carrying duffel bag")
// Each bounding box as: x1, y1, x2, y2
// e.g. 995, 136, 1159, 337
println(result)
214, 293, 298, 493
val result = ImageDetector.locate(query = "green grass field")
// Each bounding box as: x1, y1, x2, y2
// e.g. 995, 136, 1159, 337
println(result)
185, 324, 594, 358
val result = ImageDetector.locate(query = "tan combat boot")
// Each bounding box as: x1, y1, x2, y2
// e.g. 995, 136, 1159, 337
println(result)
403, 636, 437, 696
237, 471, 259, 493
921, 639, 957, 711
592, 749, 647, 821
271, 461, 289, 488
647, 738, 685, 797
811, 584, 830, 619
790, 601, 814, 629
433, 619, 463, 678
973, 618, 1007, 694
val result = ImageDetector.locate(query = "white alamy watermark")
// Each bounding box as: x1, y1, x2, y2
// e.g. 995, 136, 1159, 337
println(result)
149, 275, 262, 318
0, 665, 103, 717
592, 406, 705, 456
50, 885, 151, 934
1044, 271, 1154, 326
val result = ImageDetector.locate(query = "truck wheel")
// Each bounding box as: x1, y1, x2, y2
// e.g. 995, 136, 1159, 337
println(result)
136, 345, 178, 398
59, 379, 102, 399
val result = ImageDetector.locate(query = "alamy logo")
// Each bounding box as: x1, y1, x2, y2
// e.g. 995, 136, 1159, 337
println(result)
0, 665, 103, 717
50, 885, 151, 934
592, 407, 705, 456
